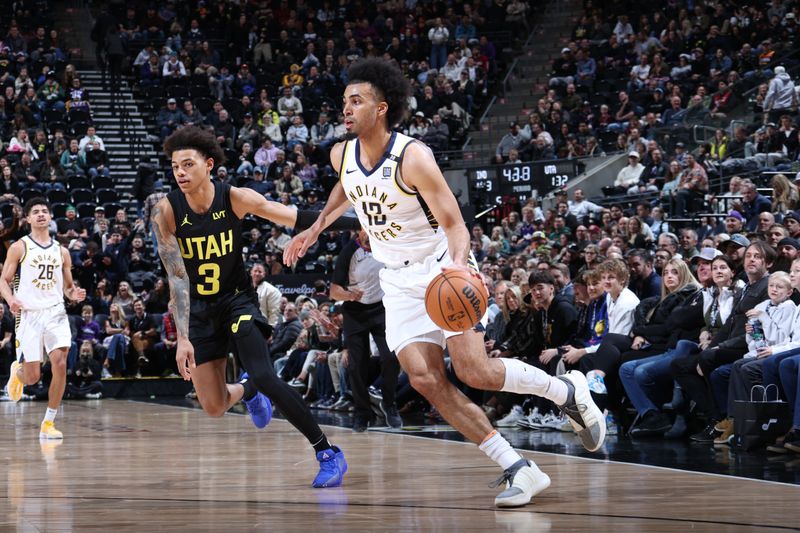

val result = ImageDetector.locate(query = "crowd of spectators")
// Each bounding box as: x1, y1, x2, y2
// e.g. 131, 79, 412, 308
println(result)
494, 0, 800, 219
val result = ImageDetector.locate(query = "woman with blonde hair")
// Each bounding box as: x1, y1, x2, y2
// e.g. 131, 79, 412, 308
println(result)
102, 303, 130, 377
771, 173, 799, 214
577, 257, 701, 432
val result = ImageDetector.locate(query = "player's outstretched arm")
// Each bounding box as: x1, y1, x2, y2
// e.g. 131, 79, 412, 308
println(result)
284, 141, 351, 266
61, 247, 86, 303
402, 142, 471, 268
151, 198, 194, 380
0, 241, 25, 314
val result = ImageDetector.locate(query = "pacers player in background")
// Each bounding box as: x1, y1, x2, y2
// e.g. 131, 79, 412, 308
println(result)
3, 198, 86, 439
152, 126, 356, 487
285, 58, 606, 507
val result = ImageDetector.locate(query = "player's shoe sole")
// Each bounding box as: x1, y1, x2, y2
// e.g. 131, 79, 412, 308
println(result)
6, 361, 23, 403
559, 371, 606, 452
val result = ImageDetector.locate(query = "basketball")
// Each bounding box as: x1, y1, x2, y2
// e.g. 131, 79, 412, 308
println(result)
424, 269, 488, 332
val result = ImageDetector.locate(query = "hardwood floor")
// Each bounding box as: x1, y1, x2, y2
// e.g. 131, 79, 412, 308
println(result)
1, 400, 798, 532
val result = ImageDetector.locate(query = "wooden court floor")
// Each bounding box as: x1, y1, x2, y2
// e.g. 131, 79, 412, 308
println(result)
1, 400, 798, 532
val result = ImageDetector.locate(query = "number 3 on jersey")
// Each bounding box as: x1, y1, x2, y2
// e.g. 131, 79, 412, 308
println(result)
362, 201, 386, 226
197, 263, 220, 295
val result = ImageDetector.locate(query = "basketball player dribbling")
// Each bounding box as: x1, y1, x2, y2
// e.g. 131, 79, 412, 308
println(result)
3, 198, 86, 440
152, 126, 358, 487
285, 58, 606, 507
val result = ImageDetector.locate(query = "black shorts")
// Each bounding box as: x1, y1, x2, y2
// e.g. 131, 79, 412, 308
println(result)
189, 289, 272, 366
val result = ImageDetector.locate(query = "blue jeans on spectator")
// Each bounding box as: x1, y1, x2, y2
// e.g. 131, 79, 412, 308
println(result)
67, 342, 79, 371
430, 43, 447, 70
88, 166, 111, 178
762, 347, 800, 391
619, 342, 690, 416
106, 334, 127, 373
778, 354, 800, 427
236, 161, 254, 175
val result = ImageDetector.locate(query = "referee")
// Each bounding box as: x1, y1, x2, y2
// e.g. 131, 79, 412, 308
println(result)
330, 230, 402, 431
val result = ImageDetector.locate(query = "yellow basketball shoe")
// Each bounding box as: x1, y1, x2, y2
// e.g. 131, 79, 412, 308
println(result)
5, 361, 24, 402
39, 421, 63, 440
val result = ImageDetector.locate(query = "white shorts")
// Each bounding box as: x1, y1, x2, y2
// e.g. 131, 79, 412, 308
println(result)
15, 305, 72, 363
379, 239, 486, 353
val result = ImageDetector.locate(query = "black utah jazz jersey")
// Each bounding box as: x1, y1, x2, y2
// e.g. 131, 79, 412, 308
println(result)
166, 181, 249, 299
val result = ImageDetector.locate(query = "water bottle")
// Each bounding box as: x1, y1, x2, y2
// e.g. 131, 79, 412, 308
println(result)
749, 318, 768, 350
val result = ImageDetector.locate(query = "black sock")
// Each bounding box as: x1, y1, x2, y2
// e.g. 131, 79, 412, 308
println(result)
311, 435, 333, 454
240, 377, 258, 401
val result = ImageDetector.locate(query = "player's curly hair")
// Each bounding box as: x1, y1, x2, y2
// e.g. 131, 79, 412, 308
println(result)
163, 126, 226, 166
347, 58, 411, 129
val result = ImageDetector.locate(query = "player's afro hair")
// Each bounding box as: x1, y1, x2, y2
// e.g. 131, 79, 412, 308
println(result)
347, 58, 411, 129
163, 125, 226, 167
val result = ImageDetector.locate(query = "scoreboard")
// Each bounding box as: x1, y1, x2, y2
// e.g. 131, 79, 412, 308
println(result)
467, 159, 580, 222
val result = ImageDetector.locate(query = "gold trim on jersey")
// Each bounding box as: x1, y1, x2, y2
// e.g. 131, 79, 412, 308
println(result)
390, 137, 417, 197
338, 140, 350, 182
19, 238, 27, 264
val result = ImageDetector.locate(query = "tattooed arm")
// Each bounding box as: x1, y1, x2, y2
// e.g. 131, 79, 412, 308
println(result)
151, 198, 194, 380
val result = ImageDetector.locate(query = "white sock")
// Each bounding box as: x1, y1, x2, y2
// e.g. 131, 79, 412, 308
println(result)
479, 430, 525, 470
499, 358, 569, 406
43, 407, 58, 424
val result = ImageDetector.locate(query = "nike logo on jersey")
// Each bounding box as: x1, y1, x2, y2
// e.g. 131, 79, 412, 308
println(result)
180, 214, 192, 227
231, 314, 252, 333
345, 168, 357, 174
436, 250, 447, 262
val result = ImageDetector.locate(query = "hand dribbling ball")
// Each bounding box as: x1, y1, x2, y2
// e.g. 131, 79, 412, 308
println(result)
424, 269, 488, 332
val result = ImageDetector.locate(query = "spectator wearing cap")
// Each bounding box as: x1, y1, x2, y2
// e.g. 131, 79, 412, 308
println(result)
161, 52, 187, 82
719, 234, 750, 270
60, 139, 87, 177
784, 211, 800, 239
36, 72, 65, 112
612, 151, 644, 194
691, 247, 722, 286
235, 63, 256, 96
494, 122, 524, 164
778, 237, 800, 263
304, 190, 323, 212
764, 66, 799, 123
208, 65, 233, 101
549, 47, 576, 89
236, 112, 260, 150
740, 180, 772, 232
244, 168, 272, 195
157, 98, 182, 140
724, 210, 745, 235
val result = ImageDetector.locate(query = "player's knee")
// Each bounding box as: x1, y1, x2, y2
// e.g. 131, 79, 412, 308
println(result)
50, 354, 67, 374
407, 369, 446, 398
201, 400, 228, 418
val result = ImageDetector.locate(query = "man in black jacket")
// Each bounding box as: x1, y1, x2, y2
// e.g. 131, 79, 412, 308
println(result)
269, 303, 302, 360
671, 241, 772, 442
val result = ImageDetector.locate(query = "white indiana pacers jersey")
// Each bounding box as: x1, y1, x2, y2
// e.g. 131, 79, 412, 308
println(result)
15, 235, 64, 311
339, 131, 446, 269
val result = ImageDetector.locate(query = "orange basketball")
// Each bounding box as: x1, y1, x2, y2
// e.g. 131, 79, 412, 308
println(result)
424, 270, 489, 332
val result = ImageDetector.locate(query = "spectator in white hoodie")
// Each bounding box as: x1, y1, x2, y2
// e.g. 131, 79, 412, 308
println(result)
764, 66, 799, 123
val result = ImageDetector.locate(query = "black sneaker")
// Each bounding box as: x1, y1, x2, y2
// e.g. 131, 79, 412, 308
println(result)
690, 422, 719, 443
785, 431, 800, 453
629, 411, 673, 438
352, 413, 370, 433
380, 400, 403, 429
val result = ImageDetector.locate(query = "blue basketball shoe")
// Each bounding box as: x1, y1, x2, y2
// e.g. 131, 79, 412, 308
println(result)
241, 373, 272, 429
312, 446, 348, 488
